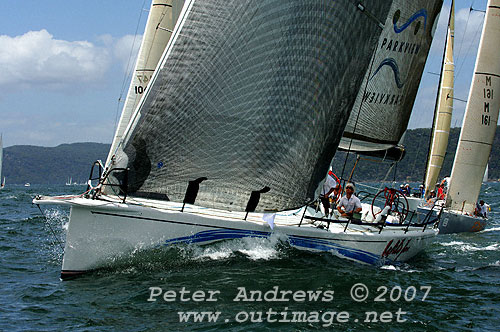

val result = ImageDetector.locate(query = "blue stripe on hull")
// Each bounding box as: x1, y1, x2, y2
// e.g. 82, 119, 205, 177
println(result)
164, 229, 387, 265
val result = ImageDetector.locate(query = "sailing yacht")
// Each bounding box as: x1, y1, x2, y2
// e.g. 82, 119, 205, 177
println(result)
34, 0, 443, 279
419, 0, 500, 233
423, 0, 455, 198
0, 134, 4, 189
337, 0, 444, 221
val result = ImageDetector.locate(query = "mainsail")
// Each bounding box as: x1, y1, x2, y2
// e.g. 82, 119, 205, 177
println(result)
106, 0, 185, 168
338, 0, 443, 160
424, 0, 454, 196
111, 0, 395, 212
446, 0, 500, 212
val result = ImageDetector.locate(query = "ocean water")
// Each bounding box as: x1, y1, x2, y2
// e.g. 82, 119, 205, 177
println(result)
1, 184, 499, 331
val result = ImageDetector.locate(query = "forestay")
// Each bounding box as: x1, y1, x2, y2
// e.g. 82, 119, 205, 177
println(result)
112, 0, 394, 212
106, 0, 185, 168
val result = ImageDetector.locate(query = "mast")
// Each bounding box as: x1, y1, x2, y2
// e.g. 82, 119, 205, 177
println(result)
106, 0, 184, 168
446, 0, 500, 212
423, 0, 454, 196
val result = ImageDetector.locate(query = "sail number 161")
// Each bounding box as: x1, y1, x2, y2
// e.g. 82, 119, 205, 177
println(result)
482, 114, 491, 126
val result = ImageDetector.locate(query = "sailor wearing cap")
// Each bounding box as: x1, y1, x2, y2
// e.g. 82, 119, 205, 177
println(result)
337, 183, 362, 218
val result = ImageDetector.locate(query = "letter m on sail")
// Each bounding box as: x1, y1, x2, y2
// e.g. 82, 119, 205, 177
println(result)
486, 76, 492, 86
484, 102, 490, 113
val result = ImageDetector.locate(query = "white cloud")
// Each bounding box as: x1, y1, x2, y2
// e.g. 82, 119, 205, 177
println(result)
113, 34, 142, 71
0, 29, 111, 88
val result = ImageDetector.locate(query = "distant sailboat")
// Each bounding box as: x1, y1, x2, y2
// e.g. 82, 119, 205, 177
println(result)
420, 0, 500, 233
34, 0, 444, 279
423, 0, 455, 196
65, 177, 72, 186
0, 134, 4, 189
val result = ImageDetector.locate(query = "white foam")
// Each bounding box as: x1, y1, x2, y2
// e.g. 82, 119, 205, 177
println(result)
193, 234, 285, 261
482, 244, 500, 251
483, 226, 500, 233
381, 265, 397, 270
442, 241, 499, 252
489, 260, 500, 267
195, 246, 233, 260
441, 241, 466, 247
380, 265, 421, 273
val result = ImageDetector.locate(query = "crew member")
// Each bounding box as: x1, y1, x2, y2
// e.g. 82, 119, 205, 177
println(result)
320, 173, 337, 216
475, 200, 488, 218
337, 183, 362, 218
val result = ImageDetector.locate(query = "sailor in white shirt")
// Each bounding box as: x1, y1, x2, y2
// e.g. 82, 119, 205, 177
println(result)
475, 200, 489, 218
337, 183, 362, 218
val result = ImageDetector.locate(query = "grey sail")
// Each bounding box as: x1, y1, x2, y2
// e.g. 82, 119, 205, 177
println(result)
339, 0, 443, 160
112, 0, 394, 212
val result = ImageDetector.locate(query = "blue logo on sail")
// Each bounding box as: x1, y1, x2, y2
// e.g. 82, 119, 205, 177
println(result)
393, 9, 427, 34
370, 58, 405, 89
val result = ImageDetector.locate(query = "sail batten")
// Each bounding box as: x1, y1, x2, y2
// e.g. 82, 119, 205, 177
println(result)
339, 0, 443, 158
446, 0, 500, 212
114, 0, 396, 212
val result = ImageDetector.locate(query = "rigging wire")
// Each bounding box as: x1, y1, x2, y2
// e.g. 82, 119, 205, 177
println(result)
453, 1, 485, 127
337, 3, 388, 189
455, 8, 484, 81
453, 0, 474, 70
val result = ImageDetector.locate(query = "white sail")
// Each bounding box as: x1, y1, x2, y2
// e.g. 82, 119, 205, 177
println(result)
106, 0, 185, 168
446, 0, 500, 213
424, 0, 454, 195
483, 164, 488, 183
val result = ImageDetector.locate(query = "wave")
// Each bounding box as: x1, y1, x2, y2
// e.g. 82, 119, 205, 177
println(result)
440, 241, 499, 252
483, 226, 500, 233
380, 264, 421, 273
190, 233, 288, 261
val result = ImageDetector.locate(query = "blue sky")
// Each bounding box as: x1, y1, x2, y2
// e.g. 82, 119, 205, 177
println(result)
0, 0, 488, 147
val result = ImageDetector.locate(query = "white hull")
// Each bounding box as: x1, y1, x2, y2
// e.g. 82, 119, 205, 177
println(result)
34, 195, 437, 279
406, 196, 423, 217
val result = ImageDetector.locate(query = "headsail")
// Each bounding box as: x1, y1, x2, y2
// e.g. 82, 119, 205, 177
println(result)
112, 0, 394, 212
106, 0, 185, 168
424, 0, 454, 197
446, 0, 500, 212
338, 0, 443, 160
